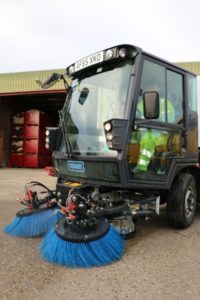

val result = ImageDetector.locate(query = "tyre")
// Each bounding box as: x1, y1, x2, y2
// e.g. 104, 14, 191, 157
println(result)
167, 173, 196, 229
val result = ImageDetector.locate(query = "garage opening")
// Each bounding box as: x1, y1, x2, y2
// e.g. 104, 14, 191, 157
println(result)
0, 69, 68, 168
0, 91, 65, 168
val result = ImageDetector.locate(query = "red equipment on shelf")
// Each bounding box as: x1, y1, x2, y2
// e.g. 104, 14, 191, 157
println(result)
9, 110, 54, 168
24, 126, 45, 139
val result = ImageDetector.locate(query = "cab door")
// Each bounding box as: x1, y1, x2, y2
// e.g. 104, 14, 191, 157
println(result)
127, 58, 186, 183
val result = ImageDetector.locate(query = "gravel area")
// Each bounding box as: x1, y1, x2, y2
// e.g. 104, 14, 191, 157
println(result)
1, 168, 200, 300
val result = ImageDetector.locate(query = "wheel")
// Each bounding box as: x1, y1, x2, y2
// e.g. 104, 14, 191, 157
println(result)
167, 173, 196, 229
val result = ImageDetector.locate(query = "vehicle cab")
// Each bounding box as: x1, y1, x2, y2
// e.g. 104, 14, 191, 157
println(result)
47, 45, 197, 191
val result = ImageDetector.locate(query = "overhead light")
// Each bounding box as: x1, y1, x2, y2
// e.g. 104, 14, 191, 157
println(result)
105, 49, 114, 60
35, 78, 42, 86
68, 66, 75, 75
119, 48, 126, 58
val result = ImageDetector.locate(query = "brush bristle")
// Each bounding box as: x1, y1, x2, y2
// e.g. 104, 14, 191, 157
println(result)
4, 208, 61, 237
40, 225, 125, 267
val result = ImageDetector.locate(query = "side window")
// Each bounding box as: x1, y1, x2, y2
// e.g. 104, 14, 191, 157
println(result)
188, 75, 197, 111
128, 60, 185, 181
167, 70, 183, 124
136, 60, 184, 124
136, 60, 165, 121
187, 75, 197, 154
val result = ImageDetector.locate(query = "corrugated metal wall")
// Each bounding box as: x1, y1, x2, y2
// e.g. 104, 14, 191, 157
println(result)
176, 62, 200, 75
0, 69, 65, 94
1, 62, 200, 95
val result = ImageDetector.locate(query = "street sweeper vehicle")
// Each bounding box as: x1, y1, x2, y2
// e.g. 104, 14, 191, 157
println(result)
5, 44, 200, 267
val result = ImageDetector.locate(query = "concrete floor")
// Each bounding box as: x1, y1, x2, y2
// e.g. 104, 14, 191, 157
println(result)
1, 168, 200, 300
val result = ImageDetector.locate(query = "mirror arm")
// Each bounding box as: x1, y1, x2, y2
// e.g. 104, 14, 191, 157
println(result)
133, 119, 153, 130
62, 74, 71, 91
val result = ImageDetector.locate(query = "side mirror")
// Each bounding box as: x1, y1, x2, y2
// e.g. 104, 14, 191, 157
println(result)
78, 87, 89, 105
41, 73, 61, 89
143, 91, 159, 119
45, 127, 60, 151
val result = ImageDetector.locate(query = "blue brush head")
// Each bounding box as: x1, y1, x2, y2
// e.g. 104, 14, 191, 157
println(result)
4, 208, 62, 237
40, 225, 125, 268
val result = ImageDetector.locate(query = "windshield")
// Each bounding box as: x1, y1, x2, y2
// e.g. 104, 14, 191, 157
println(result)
62, 60, 133, 157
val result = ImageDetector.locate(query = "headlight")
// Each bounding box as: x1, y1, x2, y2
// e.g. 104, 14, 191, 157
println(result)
104, 122, 112, 132
106, 133, 113, 141
45, 130, 49, 136
45, 143, 49, 149
45, 137, 49, 143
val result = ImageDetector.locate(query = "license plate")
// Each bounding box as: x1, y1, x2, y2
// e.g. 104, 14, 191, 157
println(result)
74, 51, 104, 72
67, 160, 85, 173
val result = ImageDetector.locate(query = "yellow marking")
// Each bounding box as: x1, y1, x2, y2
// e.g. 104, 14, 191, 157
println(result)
64, 182, 82, 187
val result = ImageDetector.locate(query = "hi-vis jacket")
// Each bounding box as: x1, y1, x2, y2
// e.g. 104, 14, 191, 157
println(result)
136, 98, 175, 123
135, 98, 175, 171
137, 129, 156, 171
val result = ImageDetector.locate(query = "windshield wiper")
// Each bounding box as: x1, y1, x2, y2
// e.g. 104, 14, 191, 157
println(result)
58, 109, 72, 157
58, 86, 74, 157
